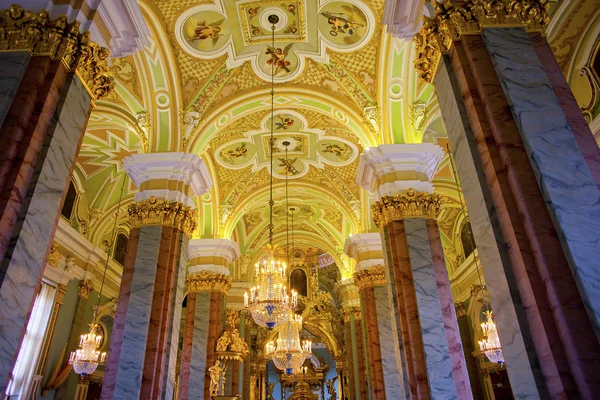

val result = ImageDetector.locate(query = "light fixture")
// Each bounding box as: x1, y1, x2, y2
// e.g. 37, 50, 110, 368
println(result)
69, 178, 127, 376
265, 312, 312, 374
447, 145, 504, 365
245, 15, 296, 330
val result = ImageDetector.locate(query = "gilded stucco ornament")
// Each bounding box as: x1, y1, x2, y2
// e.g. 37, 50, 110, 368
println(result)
128, 196, 197, 237
0, 4, 114, 100
413, 0, 550, 83
185, 270, 232, 293
78, 279, 95, 299
353, 265, 386, 290
372, 189, 442, 227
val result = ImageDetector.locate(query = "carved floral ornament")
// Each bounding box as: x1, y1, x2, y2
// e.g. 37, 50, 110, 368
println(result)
0, 4, 114, 100
128, 196, 197, 237
185, 270, 232, 294
353, 265, 386, 290
413, 0, 550, 83
371, 189, 442, 228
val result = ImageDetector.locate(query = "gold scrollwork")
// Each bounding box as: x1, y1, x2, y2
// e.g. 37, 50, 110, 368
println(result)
78, 279, 95, 299
128, 196, 197, 237
413, 0, 551, 83
371, 188, 442, 228
186, 270, 232, 294
0, 4, 114, 99
353, 265, 386, 290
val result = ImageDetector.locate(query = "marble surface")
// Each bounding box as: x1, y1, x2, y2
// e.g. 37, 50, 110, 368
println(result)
0, 52, 30, 128
363, 287, 384, 400
0, 74, 91, 393
404, 219, 457, 400
161, 234, 188, 399
189, 292, 211, 399
462, 33, 598, 397
373, 285, 406, 400
483, 27, 600, 343
113, 225, 162, 398
434, 56, 544, 399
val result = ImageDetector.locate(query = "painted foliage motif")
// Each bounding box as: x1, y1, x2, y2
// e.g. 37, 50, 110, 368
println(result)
318, 2, 368, 46
182, 11, 230, 52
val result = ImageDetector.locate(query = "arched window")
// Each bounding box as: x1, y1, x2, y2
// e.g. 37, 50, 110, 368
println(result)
113, 233, 129, 266
60, 181, 77, 220
460, 221, 476, 259
290, 268, 308, 297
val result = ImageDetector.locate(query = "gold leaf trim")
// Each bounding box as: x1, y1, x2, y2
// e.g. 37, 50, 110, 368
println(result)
128, 196, 197, 238
186, 270, 232, 293
372, 189, 442, 228
413, 0, 550, 83
78, 279, 94, 299
0, 4, 114, 99
353, 265, 386, 290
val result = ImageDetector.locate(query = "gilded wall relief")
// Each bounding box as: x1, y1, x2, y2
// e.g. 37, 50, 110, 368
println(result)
214, 110, 358, 178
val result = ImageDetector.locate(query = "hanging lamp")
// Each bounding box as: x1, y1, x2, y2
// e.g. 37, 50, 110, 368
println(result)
447, 145, 504, 365
69, 178, 127, 376
244, 15, 296, 329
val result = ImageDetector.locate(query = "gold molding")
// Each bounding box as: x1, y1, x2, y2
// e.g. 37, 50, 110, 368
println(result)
78, 279, 94, 299
413, 0, 551, 83
186, 270, 232, 294
128, 196, 197, 238
353, 265, 386, 290
372, 189, 442, 228
0, 4, 114, 100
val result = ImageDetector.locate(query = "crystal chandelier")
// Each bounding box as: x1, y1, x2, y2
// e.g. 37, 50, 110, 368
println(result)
478, 310, 504, 364
68, 323, 106, 375
265, 312, 312, 374
69, 178, 126, 376
244, 14, 297, 330
245, 248, 297, 329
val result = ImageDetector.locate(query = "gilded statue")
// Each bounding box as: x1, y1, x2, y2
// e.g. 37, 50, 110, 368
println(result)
216, 330, 232, 352
209, 360, 227, 396
326, 377, 337, 400
229, 330, 248, 354
267, 382, 275, 400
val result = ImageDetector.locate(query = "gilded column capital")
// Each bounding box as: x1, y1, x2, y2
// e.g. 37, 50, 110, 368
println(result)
414, 0, 550, 83
128, 196, 197, 237
343, 306, 362, 322
353, 265, 387, 290
455, 301, 467, 317
79, 279, 95, 299
0, 4, 114, 99
186, 270, 232, 294
372, 188, 442, 228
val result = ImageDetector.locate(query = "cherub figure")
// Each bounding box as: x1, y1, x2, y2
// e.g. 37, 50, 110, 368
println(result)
226, 142, 248, 158
266, 43, 293, 75
326, 377, 338, 400
322, 143, 350, 159
188, 20, 224, 45
321, 5, 365, 44
275, 114, 294, 130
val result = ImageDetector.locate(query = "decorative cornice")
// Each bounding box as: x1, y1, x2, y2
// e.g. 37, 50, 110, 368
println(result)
0, 4, 114, 100
79, 279, 95, 299
47, 242, 61, 267
353, 265, 387, 290
372, 189, 442, 228
186, 270, 232, 294
128, 196, 197, 237
414, 0, 550, 83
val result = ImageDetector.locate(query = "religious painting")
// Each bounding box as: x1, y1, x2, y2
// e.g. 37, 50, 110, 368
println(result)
318, 2, 368, 46
182, 11, 230, 52
318, 140, 354, 163
218, 141, 256, 166
274, 155, 305, 176
290, 268, 308, 297
258, 43, 298, 77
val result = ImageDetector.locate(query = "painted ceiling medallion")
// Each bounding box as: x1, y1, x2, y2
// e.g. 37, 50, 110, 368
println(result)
174, 0, 375, 82
214, 110, 358, 178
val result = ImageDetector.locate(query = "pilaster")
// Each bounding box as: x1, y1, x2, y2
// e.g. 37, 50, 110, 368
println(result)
101, 152, 211, 400
178, 238, 238, 400
358, 144, 471, 399
0, 6, 112, 390
416, 1, 600, 397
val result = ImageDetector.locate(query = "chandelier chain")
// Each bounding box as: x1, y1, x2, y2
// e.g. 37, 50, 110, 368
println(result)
268, 23, 275, 247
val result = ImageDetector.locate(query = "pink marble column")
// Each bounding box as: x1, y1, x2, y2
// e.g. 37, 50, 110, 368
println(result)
426, 219, 471, 399
179, 292, 197, 399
